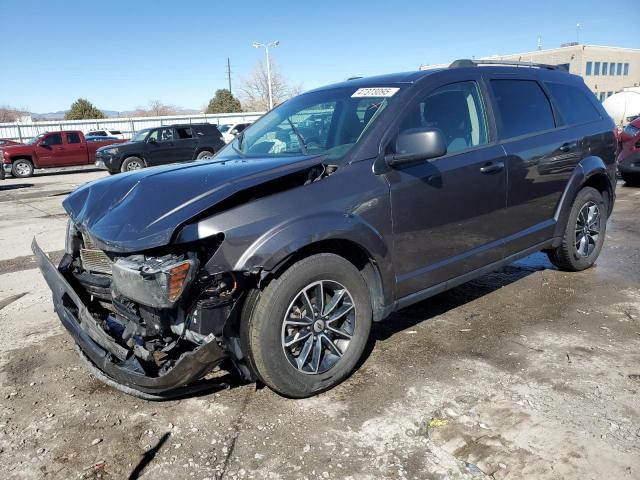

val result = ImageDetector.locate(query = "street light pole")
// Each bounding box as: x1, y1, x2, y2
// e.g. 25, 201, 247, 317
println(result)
576, 23, 581, 44
252, 40, 280, 110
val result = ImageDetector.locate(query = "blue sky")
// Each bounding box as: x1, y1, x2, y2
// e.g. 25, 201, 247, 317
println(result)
0, 0, 638, 113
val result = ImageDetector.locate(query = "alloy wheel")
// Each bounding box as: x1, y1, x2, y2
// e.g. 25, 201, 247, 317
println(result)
15, 162, 31, 176
575, 201, 600, 257
281, 280, 356, 375
126, 160, 142, 171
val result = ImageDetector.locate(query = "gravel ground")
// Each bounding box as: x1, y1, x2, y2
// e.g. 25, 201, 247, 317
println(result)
0, 168, 639, 479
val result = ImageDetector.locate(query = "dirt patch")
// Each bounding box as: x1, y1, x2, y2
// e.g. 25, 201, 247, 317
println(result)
0, 250, 64, 275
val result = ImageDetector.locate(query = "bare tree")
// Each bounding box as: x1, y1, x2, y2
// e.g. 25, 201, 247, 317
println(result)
0, 105, 29, 123
131, 100, 179, 117
239, 60, 302, 111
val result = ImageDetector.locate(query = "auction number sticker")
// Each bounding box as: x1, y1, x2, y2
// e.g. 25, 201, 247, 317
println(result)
351, 87, 400, 98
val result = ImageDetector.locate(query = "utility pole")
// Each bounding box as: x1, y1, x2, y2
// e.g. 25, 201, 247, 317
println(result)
252, 41, 280, 110
576, 23, 581, 44
226, 57, 232, 94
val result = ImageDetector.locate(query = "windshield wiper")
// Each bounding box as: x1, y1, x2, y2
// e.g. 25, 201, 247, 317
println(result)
287, 118, 308, 155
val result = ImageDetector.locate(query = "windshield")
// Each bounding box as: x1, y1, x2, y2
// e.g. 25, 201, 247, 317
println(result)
131, 128, 151, 142
216, 86, 399, 164
25, 133, 46, 145
218, 124, 231, 133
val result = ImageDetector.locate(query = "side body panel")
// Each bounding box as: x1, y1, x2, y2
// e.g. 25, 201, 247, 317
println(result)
58, 131, 88, 166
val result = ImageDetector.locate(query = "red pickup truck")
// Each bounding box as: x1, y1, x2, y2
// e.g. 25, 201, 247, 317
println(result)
1, 131, 124, 178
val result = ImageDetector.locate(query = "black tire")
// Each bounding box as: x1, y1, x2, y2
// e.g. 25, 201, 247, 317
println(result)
547, 186, 607, 271
196, 150, 214, 159
241, 253, 372, 398
621, 172, 640, 186
11, 159, 34, 178
120, 156, 144, 173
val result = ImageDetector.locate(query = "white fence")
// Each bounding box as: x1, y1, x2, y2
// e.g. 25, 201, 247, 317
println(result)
0, 112, 265, 142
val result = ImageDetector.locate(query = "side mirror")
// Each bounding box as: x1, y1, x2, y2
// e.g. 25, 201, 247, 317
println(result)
147, 138, 157, 144
385, 128, 447, 167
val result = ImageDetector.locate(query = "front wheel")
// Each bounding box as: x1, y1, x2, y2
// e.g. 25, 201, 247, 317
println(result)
547, 186, 607, 271
241, 254, 372, 398
120, 156, 144, 173
11, 159, 34, 178
196, 150, 214, 159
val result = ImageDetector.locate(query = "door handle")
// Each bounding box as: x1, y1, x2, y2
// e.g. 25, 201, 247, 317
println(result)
559, 142, 577, 152
479, 161, 504, 174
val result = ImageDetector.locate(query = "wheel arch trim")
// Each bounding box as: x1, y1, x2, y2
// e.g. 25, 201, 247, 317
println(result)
552, 155, 614, 242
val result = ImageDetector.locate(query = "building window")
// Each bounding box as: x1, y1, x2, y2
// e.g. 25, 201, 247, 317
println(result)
617, 63, 622, 75
594, 62, 600, 75
602, 62, 608, 75
586, 61, 592, 75
609, 62, 615, 76
624, 63, 629, 75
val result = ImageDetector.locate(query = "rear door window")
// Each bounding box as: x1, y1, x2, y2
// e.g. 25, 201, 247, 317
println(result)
175, 127, 194, 139
490, 79, 556, 139
66, 132, 81, 144
545, 82, 601, 125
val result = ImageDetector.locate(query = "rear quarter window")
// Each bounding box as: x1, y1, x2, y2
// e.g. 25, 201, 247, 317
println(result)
490, 79, 556, 139
192, 124, 222, 137
545, 82, 601, 125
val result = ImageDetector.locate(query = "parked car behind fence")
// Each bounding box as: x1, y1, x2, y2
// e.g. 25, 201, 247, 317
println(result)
95, 123, 225, 174
1, 131, 124, 178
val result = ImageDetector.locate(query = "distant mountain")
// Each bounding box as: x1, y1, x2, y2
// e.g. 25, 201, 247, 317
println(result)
31, 108, 200, 121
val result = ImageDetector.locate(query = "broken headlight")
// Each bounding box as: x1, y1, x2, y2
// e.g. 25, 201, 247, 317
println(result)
111, 254, 198, 308
64, 219, 81, 255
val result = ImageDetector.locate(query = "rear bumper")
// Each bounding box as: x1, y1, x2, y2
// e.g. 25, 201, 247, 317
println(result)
32, 238, 228, 395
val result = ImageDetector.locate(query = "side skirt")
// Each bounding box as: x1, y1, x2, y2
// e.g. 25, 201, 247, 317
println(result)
392, 239, 556, 312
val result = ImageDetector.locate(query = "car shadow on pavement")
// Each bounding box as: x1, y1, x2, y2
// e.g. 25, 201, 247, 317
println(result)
31, 167, 103, 178
0, 183, 34, 191
363, 252, 555, 360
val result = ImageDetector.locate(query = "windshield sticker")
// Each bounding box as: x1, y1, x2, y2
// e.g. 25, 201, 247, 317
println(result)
352, 87, 399, 98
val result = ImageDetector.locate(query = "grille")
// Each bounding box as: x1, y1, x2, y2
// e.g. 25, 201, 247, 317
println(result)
80, 234, 112, 274
80, 248, 113, 274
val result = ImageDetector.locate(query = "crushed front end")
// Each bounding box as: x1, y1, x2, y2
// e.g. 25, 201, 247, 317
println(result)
32, 221, 250, 397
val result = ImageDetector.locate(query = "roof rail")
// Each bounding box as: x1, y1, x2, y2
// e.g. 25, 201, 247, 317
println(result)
449, 59, 566, 71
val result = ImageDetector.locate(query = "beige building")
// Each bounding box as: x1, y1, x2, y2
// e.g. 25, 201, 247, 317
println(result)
481, 44, 640, 102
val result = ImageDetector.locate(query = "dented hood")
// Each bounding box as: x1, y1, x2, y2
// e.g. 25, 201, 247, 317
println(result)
64, 156, 322, 252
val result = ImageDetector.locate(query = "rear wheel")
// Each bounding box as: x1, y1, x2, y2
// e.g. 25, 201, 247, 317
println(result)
11, 159, 34, 178
241, 254, 372, 398
120, 156, 144, 173
196, 150, 214, 159
547, 186, 607, 271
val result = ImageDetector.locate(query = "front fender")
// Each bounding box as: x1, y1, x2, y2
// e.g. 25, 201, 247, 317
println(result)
234, 211, 389, 273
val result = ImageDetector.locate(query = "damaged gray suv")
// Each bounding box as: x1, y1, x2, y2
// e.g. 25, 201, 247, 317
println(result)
34, 60, 617, 398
